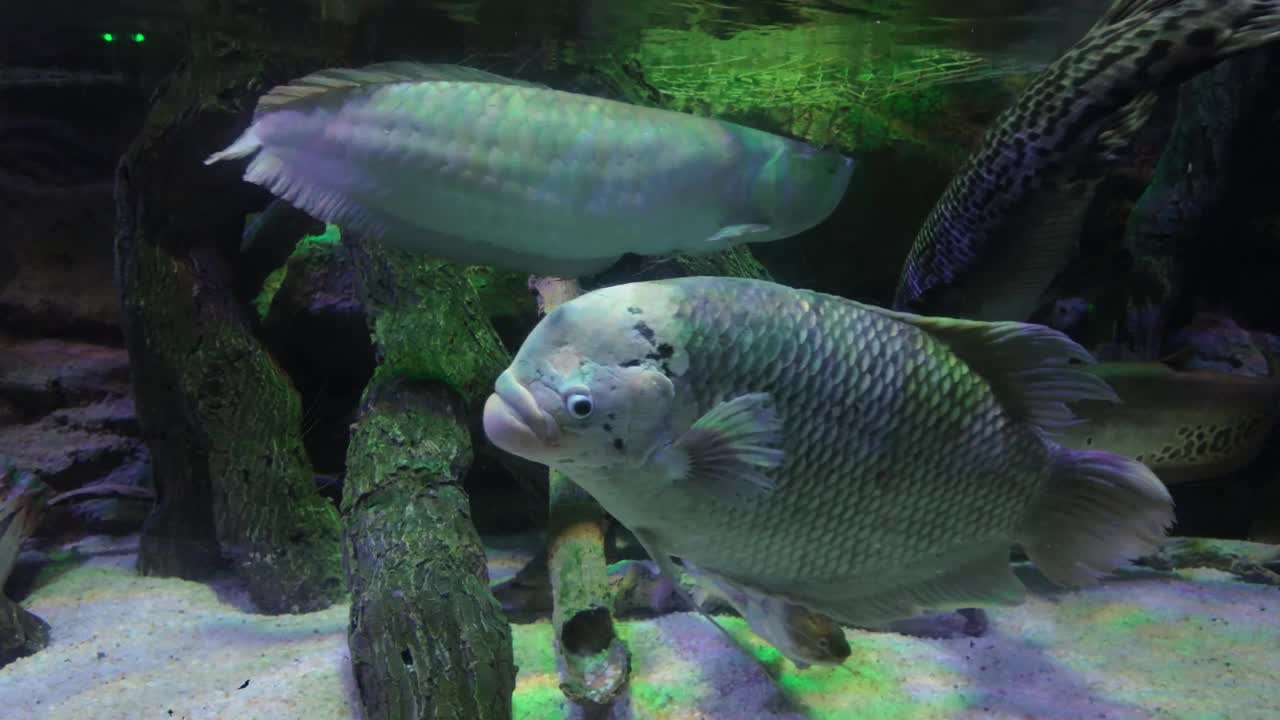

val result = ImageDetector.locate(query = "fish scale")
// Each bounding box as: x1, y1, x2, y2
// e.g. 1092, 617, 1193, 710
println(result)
894, 0, 1280, 321
653, 282, 1041, 583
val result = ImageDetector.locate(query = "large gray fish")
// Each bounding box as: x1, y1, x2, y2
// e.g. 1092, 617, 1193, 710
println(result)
204, 62, 853, 278
893, 0, 1280, 320
482, 276, 1174, 631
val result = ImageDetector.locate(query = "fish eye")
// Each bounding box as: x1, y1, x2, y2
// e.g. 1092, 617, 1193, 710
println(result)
565, 392, 594, 419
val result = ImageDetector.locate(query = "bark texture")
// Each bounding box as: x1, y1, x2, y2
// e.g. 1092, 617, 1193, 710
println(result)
113, 41, 344, 612
343, 237, 516, 720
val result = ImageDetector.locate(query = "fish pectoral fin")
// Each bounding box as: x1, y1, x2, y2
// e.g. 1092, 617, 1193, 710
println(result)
660, 393, 785, 505
784, 543, 1027, 629
706, 224, 771, 245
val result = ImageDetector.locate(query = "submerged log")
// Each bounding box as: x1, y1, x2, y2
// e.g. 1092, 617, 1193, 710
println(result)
113, 41, 344, 612
0, 463, 52, 668
343, 237, 515, 720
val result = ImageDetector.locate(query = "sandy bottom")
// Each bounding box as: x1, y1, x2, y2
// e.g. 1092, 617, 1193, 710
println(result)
2, 534, 1277, 720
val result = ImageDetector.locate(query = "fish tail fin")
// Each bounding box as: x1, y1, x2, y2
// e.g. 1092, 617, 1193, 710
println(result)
1020, 447, 1174, 588
204, 127, 262, 165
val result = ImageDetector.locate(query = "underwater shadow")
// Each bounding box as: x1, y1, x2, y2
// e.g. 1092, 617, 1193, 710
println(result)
932, 623, 1156, 720
928, 567, 1174, 720
656, 612, 811, 720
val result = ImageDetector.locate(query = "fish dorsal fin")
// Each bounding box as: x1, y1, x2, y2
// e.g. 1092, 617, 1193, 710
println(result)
253, 61, 546, 117
865, 306, 1120, 436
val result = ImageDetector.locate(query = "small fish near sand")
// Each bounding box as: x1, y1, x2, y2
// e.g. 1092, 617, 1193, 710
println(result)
482, 276, 1176, 648
893, 0, 1280, 321
682, 560, 851, 670
204, 62, 854, 278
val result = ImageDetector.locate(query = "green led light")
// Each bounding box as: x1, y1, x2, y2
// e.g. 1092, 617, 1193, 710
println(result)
101, 32, 114, 42
133, 32, 145, 43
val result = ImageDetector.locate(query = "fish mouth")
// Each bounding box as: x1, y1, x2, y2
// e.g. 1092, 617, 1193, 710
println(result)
483, 369, 559, 457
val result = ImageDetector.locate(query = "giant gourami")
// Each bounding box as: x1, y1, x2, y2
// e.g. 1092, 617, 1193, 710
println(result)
482, 276, 1174, 635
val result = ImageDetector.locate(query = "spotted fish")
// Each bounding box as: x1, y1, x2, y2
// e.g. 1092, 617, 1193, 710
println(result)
893, 0, 1280, 320
1058, 361, 1280, 485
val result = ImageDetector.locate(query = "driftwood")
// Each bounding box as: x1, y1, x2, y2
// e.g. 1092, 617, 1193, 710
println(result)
0, 463, 52, 668
342, 237, 516, 720
113, 43, 344, 613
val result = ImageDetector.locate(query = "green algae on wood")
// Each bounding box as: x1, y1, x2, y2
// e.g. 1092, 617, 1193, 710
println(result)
342, 378, 516, 720
115, 46, 344, 612
547, 471, 632, 706
343, 238, 510, 408
254, 266, 287, 320
341, 232, 516, 718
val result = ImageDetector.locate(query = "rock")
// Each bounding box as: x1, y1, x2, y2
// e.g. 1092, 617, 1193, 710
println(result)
1167, 313, 1272, 377
0, 188, 123, 342
0, 414, 143, 493
0, 335, 131, 418
0, 335, 153, 538
1135, 537, 1280, 586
